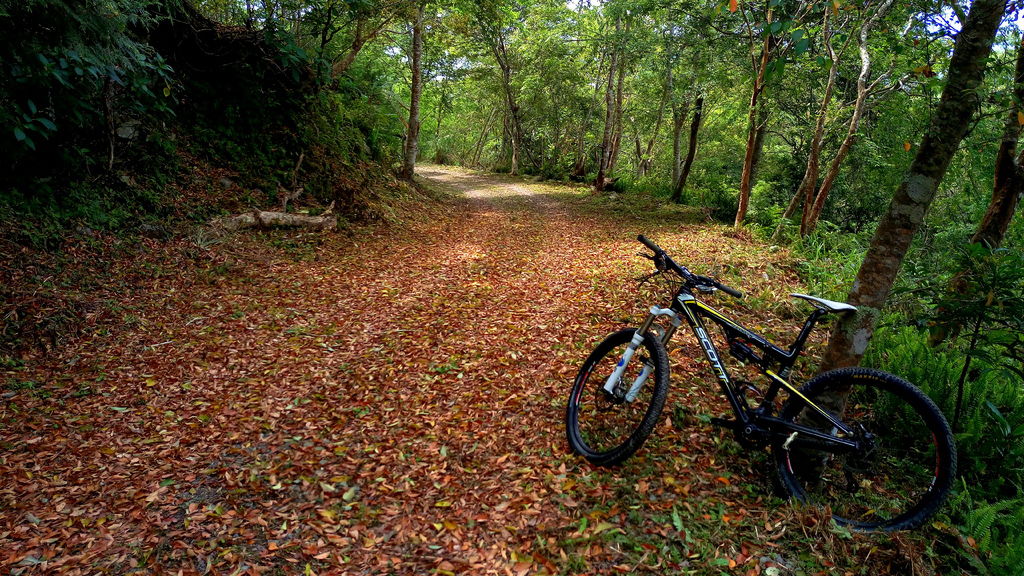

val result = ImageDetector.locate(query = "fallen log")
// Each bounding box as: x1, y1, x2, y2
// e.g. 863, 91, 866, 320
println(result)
210, 202, 336, 231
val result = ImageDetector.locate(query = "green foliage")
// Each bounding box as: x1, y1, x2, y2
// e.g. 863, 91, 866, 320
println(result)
864, 325, 1024, 574
927, 245, 1024, 371
787, 224, 868, 301
948, 486, 1024, 575
1, 0, 174, 172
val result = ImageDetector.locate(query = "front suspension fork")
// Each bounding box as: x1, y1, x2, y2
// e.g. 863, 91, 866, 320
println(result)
602, 306, 681, 401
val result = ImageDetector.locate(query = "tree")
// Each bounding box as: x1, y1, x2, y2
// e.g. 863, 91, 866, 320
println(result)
401, 1, 425, 181
820, 0, 1010, 372
770, 0, 898, 240
671, 93, 703, 202
595, 12, 626, 192
798, 0, 897, 237
732, 1, 812, 227
969, 34, 1024, 252
930, 31, 1024, 346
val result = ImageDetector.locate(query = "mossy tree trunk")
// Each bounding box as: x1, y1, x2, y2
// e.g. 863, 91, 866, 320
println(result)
820, 0, 1009, 372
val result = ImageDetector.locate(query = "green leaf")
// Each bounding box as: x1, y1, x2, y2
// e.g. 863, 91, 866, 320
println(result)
26, 99, 37, 114
984, 401, 1011, 435
13, 127, 26, 142
37, 118, 56, 132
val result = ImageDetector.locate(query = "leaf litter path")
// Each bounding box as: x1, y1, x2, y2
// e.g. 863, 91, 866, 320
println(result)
2, 166, 817, 575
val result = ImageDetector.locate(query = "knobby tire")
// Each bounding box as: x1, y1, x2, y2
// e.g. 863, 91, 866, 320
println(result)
566, 329, 670, 466
774, 367, 956, 531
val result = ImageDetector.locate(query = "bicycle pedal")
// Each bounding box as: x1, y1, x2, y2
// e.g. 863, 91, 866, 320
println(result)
710, 417, 737, 429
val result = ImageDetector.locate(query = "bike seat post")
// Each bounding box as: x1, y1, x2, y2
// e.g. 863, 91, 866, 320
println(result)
788, 308, 830, 356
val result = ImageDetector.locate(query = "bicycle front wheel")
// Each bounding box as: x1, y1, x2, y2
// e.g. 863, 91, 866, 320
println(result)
773, 367, 956, 531
566, 328, 669, 467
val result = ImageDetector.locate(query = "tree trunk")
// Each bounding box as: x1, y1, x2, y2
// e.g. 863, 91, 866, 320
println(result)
929, 33, 1024, 346
331, 17, 390, 78
608, 39, 628, 175
820, 0, 1008, 372
595, 17, 621, 193
432, 79, 446, 163
634, 137, 646, 177
970, 36, 1024, 250
573, 53, 606, 179
801, 0, 895, 236
637, 74, 670, 177
400, 2, 425, 181
672, 94, 704, 202
471, 108, 497, 166
796, 10, 838, 236
211, 203, 337, 231
734, 32, 772, 227
493, 33, 523, 175
671, 83, 690, 188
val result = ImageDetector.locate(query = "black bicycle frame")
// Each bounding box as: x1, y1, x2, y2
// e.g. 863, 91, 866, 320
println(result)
669, 288, 860, 453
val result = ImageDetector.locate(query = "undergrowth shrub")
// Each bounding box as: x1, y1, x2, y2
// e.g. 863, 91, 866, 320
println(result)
787, 224, 868, 301
864, 326, 1024, 575
1, 0, 174, 182
947, 486, 1024, 575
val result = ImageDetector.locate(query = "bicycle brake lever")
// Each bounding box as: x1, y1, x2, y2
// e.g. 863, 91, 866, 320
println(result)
634, 270, 661, 285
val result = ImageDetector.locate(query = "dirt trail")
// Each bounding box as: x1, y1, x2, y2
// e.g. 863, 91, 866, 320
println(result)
1, 166, 819, 575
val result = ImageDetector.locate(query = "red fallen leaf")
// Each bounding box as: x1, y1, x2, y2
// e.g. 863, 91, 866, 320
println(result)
729, 0, 738, 12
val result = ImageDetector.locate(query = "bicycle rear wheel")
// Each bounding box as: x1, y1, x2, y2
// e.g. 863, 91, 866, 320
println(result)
566, 328, 669, 467
773, 367, 956, 531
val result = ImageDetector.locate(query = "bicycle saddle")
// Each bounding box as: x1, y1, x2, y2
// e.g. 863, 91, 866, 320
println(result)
790, 293, 857, 313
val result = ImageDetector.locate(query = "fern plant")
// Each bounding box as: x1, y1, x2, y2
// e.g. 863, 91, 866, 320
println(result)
950, 486, 1024, 575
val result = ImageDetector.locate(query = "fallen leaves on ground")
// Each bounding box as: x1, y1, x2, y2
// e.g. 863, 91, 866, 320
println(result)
1, 166, 933, 575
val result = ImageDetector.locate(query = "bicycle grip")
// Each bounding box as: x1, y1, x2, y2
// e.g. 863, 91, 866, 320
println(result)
717, 283, 743, 298
637, 234, 662, 253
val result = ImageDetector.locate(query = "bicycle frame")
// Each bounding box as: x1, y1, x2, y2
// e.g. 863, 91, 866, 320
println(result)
631, 287, 862, 454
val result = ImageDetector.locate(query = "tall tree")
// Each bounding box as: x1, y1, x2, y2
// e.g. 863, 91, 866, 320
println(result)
733, 9, 774, 227
401, 1, 425, 181
799, 0, 897, 236
820, 0, 1009, 371
733, 1, 816, 227
930, 32, 1024, 346
778, 6, 847, 239
969, 34, 1024, 251
672, 93, 703, 202
595, 13, 624, 192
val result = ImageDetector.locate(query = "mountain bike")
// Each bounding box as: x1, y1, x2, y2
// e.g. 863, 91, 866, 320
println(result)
565, 235, 957, 531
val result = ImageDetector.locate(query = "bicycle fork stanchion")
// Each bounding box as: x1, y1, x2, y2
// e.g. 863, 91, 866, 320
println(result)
602, 306, 681, 402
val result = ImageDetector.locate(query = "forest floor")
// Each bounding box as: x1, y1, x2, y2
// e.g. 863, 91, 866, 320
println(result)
2, 166, 941, 575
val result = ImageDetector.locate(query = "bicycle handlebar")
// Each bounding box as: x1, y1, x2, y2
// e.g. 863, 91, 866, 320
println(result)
636, 234, 743, 298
